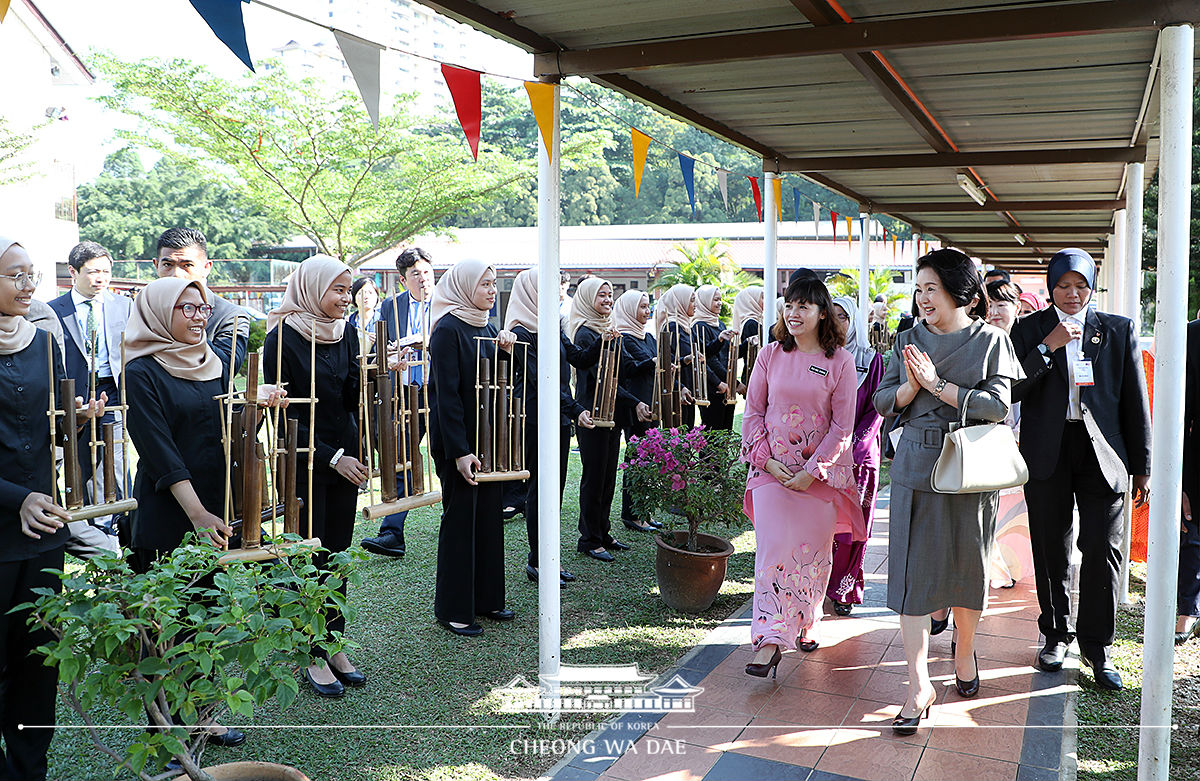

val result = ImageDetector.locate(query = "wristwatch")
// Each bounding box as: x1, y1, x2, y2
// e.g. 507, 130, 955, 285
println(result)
330, 448, 345, 468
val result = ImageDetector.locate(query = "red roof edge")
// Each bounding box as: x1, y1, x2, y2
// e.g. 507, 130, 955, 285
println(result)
20, 0, 95, 83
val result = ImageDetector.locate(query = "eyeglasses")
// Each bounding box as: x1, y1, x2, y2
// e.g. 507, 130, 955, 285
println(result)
0, 271, 42, 290
173, 303, 214, 320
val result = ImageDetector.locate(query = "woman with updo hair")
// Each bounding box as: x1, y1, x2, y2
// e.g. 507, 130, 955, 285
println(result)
873, 249, 1023, 733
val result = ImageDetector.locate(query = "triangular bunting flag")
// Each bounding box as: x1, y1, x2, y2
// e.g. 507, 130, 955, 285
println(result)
632, 129, 651, 198
678, 153, 696, 216
812, 202, 821, 237
845, 215, 853, 249
334, 30, 383, 128
892, 232, 898, 257
793, 189, 802, 223
772, 177, 783, 222
524, 81, 556, 164
441, 64, 482, 160
0, 0, 10, 23
830, 211, 838, 242
189, 0, 254, 72
747, 176, 763, 221
717, 169, 730, 211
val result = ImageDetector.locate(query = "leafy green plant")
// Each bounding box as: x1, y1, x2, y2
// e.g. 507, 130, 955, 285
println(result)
621, 426, 748, 552
825, 267, 908, 330
28, 535, 359, 781
651, 238, 758, 320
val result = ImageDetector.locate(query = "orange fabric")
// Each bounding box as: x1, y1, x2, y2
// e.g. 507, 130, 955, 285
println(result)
1130, 349, 1154, 563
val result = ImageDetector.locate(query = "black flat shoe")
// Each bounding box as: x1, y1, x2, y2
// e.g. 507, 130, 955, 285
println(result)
955, 652, 980, 698
583, 548, 615, 562
1081, 654, 1123, 690
607, 539, 632, 552
478, 609, 515, 621
892, 694, 935, 736
437, 619, 483, 637
1037, 640, 1069, 672
526, 564, 539, 582
208, 727, 247, 747
744, 646, 782, 679
331, 665, 366, 687
833, 601, 853, 617
559, 569, 577, 582
930, 608, 951, 636
361, 532, 406, 557
622, 518, 654, 532
304, 668, 346, 698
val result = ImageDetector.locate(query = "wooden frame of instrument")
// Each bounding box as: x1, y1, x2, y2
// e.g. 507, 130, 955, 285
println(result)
589, 332, 621, 428
688, 323, 711, 408
360, 318, 442, 521
722, 330, 738, 406
473, 336, 529, 483
651, 325, 683, 429
741, 319, 763, 389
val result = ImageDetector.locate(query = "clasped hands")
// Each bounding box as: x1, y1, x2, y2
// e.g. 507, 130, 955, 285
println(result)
765, 458, 815, 491
902, 344, 941, 395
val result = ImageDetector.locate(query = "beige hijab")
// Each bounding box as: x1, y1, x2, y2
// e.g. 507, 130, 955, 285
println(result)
655, 283, 695, 334
503, 268, 538, 333
567, 276, 612, 340
732, 285, 764, 335
429, 258, 493, 332
692, 284, 722, 327
124, 278, 223, 381
612, 290, 649, 338
0, 237, 38, 356
267, 255, 350, 345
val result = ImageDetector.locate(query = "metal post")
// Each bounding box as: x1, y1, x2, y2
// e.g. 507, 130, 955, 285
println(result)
535, 78, 562, 719
1138, 22, 1192, 781
1113, 210, 1127, 315
763, 167, 779, 327
858, 214, 871, 339
1111, 210, 1132, 605
1125, 162, 1146, 336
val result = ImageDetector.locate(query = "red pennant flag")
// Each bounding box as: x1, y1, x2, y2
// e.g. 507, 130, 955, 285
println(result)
830, 210, 839, 242
442, 64, 482, 161
748, 176, 763, 221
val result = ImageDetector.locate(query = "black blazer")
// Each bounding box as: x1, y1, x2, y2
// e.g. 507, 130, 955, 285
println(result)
49, 291, 131, 385
1184, 320, 1200, 504
1011, 306, 1151, 491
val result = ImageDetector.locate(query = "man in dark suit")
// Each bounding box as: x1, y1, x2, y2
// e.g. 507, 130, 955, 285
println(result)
1178, 319, 1200, 644
154, 227, 250, 372
1011, 248, 1151, 690
361, 247, 435, 558
49, 241, 131, 553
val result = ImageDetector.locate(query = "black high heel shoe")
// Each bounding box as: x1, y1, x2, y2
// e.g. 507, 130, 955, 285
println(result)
892, 692, 935, 736
955, 652, 980, 698
930, 608, 951, 636
745, 646, 782, 679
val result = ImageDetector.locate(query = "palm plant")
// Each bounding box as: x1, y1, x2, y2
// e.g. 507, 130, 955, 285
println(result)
650, 238, 758, 320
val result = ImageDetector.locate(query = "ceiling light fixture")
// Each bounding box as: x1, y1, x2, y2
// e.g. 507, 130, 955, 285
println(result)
1014, 234, 1027, 245
956, 173, 988, 206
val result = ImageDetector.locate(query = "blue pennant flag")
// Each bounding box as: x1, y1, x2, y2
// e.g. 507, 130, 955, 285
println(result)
793, 188, 802, 223
678, 153, 696, 216
189, 0, 254, 72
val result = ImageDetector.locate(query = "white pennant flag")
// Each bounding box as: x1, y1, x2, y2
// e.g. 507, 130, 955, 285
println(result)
334, 30, 383, 129
812, 202, 820, 238
717, 169, 729, 211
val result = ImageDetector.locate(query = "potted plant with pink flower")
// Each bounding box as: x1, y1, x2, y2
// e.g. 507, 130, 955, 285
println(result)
621, 426, 747, 612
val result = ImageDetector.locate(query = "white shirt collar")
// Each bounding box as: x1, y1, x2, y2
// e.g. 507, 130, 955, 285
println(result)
1053, 305, 1083, 325
71, 288, 104, 309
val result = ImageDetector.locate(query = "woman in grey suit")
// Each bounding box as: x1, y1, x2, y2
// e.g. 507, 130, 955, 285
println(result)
873, 249, 1023, 734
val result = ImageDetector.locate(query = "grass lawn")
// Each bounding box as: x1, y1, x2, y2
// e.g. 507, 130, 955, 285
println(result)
47, 420, 756, 780
1076, 562, 1200, 780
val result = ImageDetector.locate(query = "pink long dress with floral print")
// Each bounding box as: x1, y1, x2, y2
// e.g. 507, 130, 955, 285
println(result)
741, 342, 865, 651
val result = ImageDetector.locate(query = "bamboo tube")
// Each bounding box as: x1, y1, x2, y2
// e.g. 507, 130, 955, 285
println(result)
307, 320, 316, 541
119, 335, 131, 502
724, 336, 737, 405
284, 419, 299, 535
61, 379, 82, 510
87, 330, 100, 506
46, 336, 57, 507
376, 373, 397, 502
102, 423, 116, 503
479, 356, 492, 473
408, 384, 424, 494
497, 356, 510, 471
223, 317, 242, 526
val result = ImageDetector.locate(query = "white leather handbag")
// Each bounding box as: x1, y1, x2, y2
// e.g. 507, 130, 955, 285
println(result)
931, 390, 1029, 494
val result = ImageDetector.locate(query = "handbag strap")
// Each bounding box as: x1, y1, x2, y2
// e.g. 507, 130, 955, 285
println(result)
957, 388, 977, 429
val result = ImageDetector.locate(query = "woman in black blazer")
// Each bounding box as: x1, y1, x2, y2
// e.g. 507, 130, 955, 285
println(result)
611, 290, 658, 532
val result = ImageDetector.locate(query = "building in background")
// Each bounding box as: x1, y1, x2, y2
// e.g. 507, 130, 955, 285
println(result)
0, 0, 94, 297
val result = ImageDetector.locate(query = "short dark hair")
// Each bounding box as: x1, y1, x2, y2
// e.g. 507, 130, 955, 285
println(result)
156, 227, 207, 257
983, 268, 1011, 283
68, 241, 111, 271
395, 247, 432, 273
788, 268, 820, 286
986, 279, 1020, 304
916, 249, 988, 320
772, 276, 844, 357
350, 275, 377, 303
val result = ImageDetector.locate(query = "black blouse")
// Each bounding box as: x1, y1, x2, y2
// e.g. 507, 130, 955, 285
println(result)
510, 325, 586, 428
264, 324, 360, 480
616, 332, 656, 429
428, 314, 497, 463
124, 356, 229, 550
0, 330, 68, 561
568, 325, 639, 413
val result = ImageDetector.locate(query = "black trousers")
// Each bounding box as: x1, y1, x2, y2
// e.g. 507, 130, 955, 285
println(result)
525, 425, 572, 567
698, 398, 735, 431
299, 476, 359, 642
576, 425, 621, 551
620, 418, 652, 523
433, 458, 505, 624
1179, 512, 1200, 618
0, 547, 63, 781
1025, 421, 1124, 653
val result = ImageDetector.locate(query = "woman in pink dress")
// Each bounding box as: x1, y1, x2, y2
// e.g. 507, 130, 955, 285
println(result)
742, 276, 866, 678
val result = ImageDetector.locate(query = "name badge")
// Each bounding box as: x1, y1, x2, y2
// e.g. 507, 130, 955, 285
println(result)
1074, 359, 1095, 386
809, 365, 828, 377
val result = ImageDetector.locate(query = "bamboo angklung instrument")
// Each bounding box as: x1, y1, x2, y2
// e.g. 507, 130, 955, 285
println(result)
723, 333, 738, 405
741, 320, 762, 388
473, 336, 529, 483
689, 323, 710, 408
651, 326, 683, 429
360, 319, 441, 521
590, 333, 620, 428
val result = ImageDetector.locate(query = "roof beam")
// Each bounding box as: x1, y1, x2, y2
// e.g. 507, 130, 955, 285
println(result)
929, 226, 1113, 235
533, 2, 1192, 76
780, 146, 1146, 171
868, 199, 1125, 213
414, 0, 561, 52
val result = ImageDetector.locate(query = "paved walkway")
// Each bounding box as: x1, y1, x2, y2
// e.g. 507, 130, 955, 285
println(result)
546, 490, 1078, 781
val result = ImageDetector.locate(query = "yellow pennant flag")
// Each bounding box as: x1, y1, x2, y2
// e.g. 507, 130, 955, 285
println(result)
0, 0, 9, 23
772, 177, 783, 221
632, 129, 650, 197
524, 81, 556, 164
845, 215, 853, 250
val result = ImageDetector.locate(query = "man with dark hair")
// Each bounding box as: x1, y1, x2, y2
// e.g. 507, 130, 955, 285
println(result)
49, 240, 130, 554
984, 268, 1011, 285
361, 247, 436, 558
1011, 248, 1151, 690
154, 227, 250, 372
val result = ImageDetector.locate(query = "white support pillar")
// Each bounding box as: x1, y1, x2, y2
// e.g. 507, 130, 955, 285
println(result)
1125, 162, 1146, 336
1112, 210, 1132, 605
1113, 211, 1127, 315
535, 80, 562, 719
858, 214, 871, 339
763, 168, 779, 327
1139, 22, 1193, 781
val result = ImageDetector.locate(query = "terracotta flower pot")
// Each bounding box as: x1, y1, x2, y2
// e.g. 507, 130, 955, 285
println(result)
173, 761, 311, 781
655, 531, 734, 613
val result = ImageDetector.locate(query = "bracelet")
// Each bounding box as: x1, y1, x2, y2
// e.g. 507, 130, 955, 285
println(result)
933, 378, 947, 399
329, 447, 345, 468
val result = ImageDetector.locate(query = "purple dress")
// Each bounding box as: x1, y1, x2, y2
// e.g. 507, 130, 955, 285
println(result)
827, 352, 885, 606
